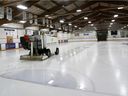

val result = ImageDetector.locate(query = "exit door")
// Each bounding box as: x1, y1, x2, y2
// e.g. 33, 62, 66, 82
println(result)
96, 31, 108, 41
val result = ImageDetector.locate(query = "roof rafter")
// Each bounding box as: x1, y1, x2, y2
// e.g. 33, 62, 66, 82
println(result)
53, 1, 97, 23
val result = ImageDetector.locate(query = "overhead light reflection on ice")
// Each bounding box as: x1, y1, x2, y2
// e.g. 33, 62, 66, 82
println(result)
115, 69, 121, 79
79, 82, 85, 90
70, 53, 73, 56
1, 69, 94, 91
60, 57, 63, 61
61, 64, 66, 74
48, 80, 54, 85
73, 51, 76, 55
120, 85, 127, 96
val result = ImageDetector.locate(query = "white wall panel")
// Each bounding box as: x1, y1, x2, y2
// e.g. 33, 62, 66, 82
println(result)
17, 29, 25, 38
0, 28, 6, 39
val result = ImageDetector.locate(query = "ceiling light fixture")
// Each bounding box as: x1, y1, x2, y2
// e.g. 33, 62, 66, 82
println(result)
45, 15, 49, 17
2, 24, 8, 26
118, 7, 124, 10
84, 17, 88, 20
17, 5, 28, 10
62, 5, 65, 7
111, 20, 115, 22
48, 80, 54, 84
59, 20, 64, 23
68, 23, 72, 26
58, 28, 61, 30
76, 9, 82, 13
110, 22, 113, 25
88, 21, 91, 23
114, 14, 118, 18
48, 16, 52, 19
74, 26, 77, 28
91, 24, 94, 26
124, 26, 126, 28
19, 20, 26, 23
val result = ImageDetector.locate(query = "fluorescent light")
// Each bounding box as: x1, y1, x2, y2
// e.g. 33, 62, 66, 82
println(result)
91, 24, 94, 26
111, 20, 115, 22
68, 23, 72, 26
118, 7, 124, 10
48, 80, 54, 84
84, 17, 88, 20
60, 20, 64, 23
74, 26, 77, 28
48, 16, 52, 19
17, 5, 28, 10
114, 14, 118, 18
88, 21, 91, 23
58, 28, 61, 30
110, 22, 113, 25
50, 25, 53, 28
45, 15, 49, 17
124, 26, 126, 28
2, 24, 8, 26
109, 24, 112, 26
76, 9, 82, 12
19, 20, 26, 23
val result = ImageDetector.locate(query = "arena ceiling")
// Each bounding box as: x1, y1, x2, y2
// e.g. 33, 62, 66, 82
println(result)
1, 0, 128, 31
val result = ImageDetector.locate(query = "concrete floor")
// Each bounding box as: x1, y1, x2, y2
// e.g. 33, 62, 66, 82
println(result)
0, 41, 128, 96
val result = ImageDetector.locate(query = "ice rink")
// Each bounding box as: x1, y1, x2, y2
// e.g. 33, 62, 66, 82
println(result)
0, 41, 128, 96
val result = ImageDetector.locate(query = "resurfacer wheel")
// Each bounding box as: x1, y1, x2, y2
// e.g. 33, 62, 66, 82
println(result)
46, 49, 51, 57
55, 48, 59, 55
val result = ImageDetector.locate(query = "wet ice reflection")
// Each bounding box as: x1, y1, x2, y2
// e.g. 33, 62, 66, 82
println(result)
1, 69, 94, 91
